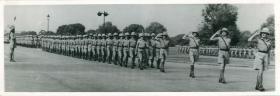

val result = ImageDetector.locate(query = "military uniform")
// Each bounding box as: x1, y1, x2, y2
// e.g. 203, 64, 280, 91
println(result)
158, 32, 170, 72
106, 33, 114, 64
97, 34, 102, 62
129, 32, 137, 68
118, 33, 125, 66
122, 33, 130, 67
91, 34, 98, 61
148, 33, 157, 68
136, 33, 148, 70
8, 26, 16, 62
101, 34, 107, 62
112, 33, 119, 65
210, 27, 231, 83
182, 32, 200, 77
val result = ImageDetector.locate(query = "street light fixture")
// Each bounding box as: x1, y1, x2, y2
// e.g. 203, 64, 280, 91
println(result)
97, 11, 109, 34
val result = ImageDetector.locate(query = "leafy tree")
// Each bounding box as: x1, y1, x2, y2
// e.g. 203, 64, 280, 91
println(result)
145, 22, 167, 34
96, 22, 120, 34
19, 31, 37, 35
199, 4, 240, 46
86, 29, 96, 34
170, 34, 189, 46
237, 30, 251, 47
56, 23, 85, 35
39, 30, 56, 35
123, 24, 144, 34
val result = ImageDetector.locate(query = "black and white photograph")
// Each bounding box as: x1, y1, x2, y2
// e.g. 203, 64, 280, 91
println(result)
3, 2, 277, 93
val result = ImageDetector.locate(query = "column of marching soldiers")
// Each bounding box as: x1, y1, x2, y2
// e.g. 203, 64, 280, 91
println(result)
31, 32, 167, 72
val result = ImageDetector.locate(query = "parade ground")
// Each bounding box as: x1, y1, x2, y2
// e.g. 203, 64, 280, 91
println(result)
4, 44, 275, 92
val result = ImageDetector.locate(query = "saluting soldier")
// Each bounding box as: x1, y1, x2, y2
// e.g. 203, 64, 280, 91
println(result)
210, 27, 231, 84
154, 34, 161, 69
157, 32, 170, 72
112, 33, 119, 65
136, 33, 148, 70
123, 32, 130, 67
182, 31, 200, 78
248, 27, 272, 91
106, 33, 114, 64
129, 32, 137, 69
8, 25, 16, 62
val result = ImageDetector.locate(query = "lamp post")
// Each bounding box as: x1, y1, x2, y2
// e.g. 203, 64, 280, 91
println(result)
97, 11, 109, 34
47, 14, 50, 33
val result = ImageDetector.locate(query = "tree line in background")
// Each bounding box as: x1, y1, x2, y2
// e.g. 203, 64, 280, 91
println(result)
14, 4, 274, 47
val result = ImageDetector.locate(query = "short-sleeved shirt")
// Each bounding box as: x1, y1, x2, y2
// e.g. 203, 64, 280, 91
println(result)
129, 39, 137, 48
123, 39, 130, 47
159, 39, 170, 49
106, 38, 113, 47
212, 37, 231, 50
184, 36, 200, 48
137, 39, 148, 49
256, 38, 272, 52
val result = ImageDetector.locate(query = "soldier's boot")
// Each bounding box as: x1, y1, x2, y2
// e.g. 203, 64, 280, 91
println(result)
255, 71, 265, 91
119, 58, 123, 67
122, 58, 126, 67
160, 63, 165, 73
189, 65, 195, 78
130, 57, 135, 69
156, 59, 160, 69
140, 59, 144, 70
218, 69, 226, 84
150, 59, 154, 68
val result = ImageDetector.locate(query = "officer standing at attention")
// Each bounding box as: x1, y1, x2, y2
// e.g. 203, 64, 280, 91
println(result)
154, 33, 162, 69
149, 33, 157, 68
143, 33, 150, 68
210, 27, 231, 84
248, 27, 272, 91
157, 32, 170, 72
129, 32, 137, 69
106, 33, 114, 64
112, 33, 119, 65
97, 34, 102, 62
8, 25, 16, 62
75, 35, 80, 58
118, 33, 125, 66
92, 34, 98, 61
123, 32, 130, 67
87, 34, 93, 60
136, 33, 148, 70
182, 31, 200, 78
101, 34, 107, 63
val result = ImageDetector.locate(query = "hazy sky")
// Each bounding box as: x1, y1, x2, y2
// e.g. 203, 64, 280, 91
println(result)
4, 4, 273, 36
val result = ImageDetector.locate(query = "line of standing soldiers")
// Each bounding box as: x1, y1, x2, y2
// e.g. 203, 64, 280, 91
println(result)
40, 32, 170, 72
16, 35, 41, 48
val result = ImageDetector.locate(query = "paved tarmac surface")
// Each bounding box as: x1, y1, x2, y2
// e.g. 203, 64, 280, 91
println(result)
4, 45, 275, 92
